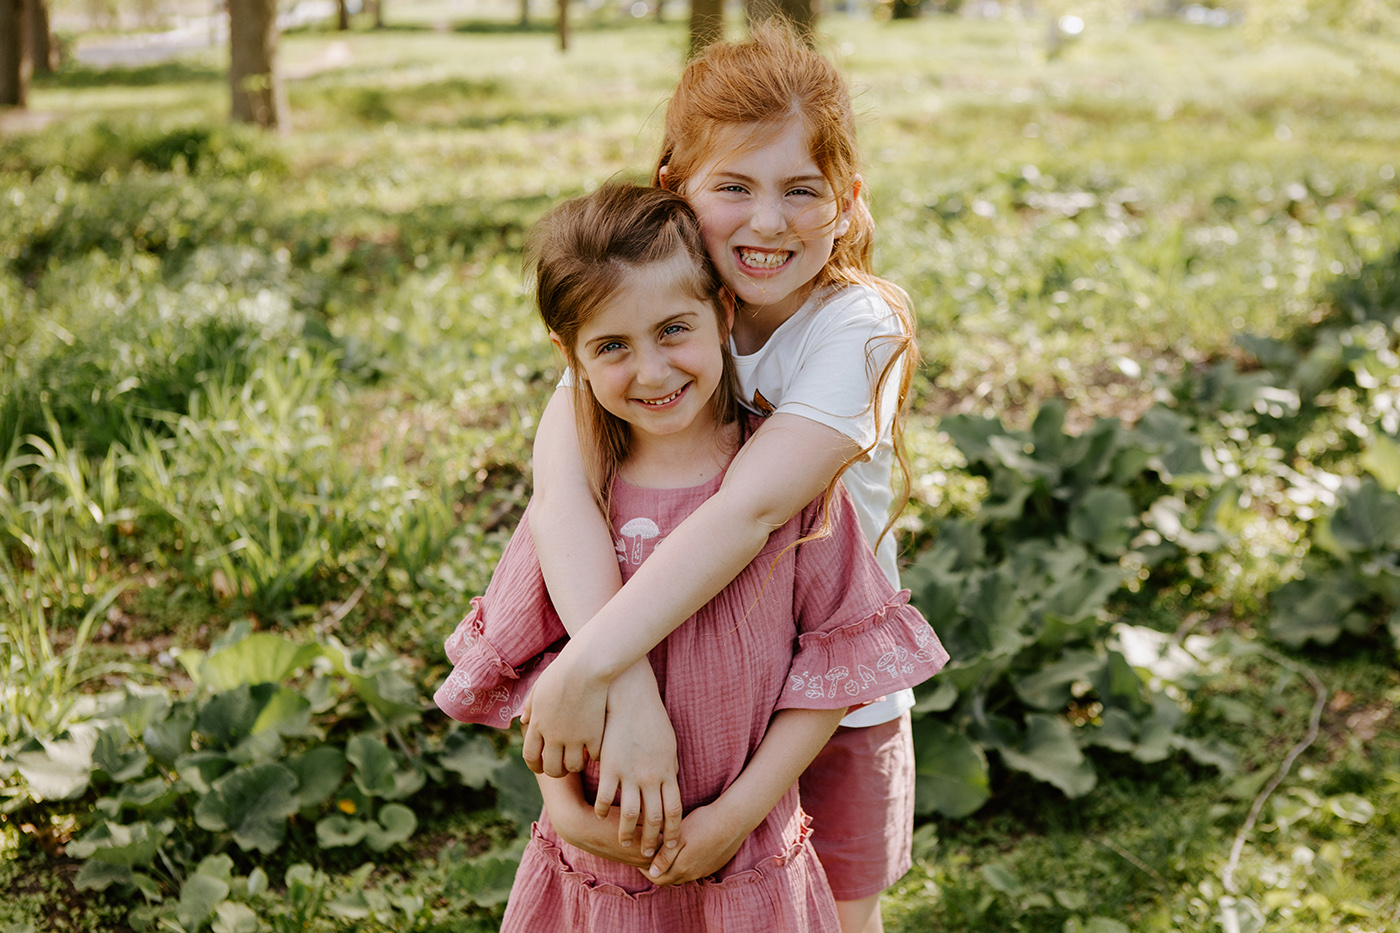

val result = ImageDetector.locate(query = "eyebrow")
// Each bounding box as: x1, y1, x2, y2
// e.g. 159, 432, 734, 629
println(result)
712, 171, 828, 187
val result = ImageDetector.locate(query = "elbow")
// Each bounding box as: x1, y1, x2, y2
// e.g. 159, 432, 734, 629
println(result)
712, 482, 797, 542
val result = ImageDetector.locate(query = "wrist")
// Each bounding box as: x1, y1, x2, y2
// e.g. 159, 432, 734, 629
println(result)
703, 793, 762, 842
565, 626, 628, 686
610, 658, 659, 697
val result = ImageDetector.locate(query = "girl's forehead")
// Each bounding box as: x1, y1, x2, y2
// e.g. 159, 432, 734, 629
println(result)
701, 116, 813, 165
614, 253, 704, 295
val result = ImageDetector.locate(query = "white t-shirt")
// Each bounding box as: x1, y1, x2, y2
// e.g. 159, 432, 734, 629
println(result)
730, 283, 915, 729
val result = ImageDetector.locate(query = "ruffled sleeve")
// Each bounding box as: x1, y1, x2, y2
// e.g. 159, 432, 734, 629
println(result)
777, 488, 949, 712
434, 508, 567, 728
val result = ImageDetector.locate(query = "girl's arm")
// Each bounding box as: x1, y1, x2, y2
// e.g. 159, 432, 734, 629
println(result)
645, 706, 847, 885
527, 385, 683, 855
521, 412, 860, 765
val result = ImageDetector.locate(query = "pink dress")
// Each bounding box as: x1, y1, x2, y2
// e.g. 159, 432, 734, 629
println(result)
435, 469, 948, 933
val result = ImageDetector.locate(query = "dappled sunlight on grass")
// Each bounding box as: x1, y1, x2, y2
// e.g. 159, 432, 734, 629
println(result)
2, 10, 1399, 932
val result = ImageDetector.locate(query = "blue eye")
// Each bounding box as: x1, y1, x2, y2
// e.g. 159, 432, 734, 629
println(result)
661, 323, 689, 337
597, 340, 625, 354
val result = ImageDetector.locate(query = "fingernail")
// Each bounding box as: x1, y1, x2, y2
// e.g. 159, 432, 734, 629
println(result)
667, 839, 677, 848
649, 867, 660, 878
643, 848, 654, 857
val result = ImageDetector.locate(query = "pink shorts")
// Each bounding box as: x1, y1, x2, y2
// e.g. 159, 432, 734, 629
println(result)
797, 710, 915, 902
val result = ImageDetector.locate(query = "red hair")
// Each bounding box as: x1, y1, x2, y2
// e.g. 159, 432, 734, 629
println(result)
653, 22, 918, 547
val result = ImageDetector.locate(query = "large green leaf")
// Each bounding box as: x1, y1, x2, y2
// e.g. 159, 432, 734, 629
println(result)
1039, 563, 1124, 630
193, 762, 299, 854
67, 819, 165, 867
1092, 651, 1151, 715
196, 685, 267, 747
287, 745, 346, 809
346, 670, 424, 726
175, 750, 234, 794
212, 902, 260, 933
438, 731, 503, 790
492, 753, 545, 834
346, 734, 425, 800
1029, 400, 1069, 462
939, 414, 1005, 466
1325, 478, 1400, 554
445, 846, 523, 908
200, 633, 321, 691
910, 718, 990, 818
1133, 694, 1184, 762
1013, 651, 1101, 710
316, 814, 369, 848
1067, 486, 1137, 556
177, 873, 230, 931
1135, 406, 1211, 482
946, 569, 1030, 660
1361, 432, 1400, 491
1269, 576, 1366, 647
93, 727, 149, 783
14, 725, 99, 801
995, 714, 1097, 798
74, 860, 135, 893
143, 709, 195, 768
249, 686, 312, 738
364, 802, 417, 851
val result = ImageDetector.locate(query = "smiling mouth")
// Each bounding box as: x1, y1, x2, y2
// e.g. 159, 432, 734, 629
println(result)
636, 386, 687, 407
736, 248, 792, 270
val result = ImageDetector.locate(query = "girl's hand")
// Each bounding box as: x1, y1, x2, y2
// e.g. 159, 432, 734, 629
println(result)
645, 802, 748, 886
592, 664, 684, 858
521, 647, 607, 776
538, 773, 653, 870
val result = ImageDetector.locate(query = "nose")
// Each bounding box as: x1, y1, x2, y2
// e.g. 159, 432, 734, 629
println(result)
635, 344, 671, 386
750, 194, 787, 238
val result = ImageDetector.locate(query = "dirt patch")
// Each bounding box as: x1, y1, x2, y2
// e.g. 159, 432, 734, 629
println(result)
0, 109, 64, 134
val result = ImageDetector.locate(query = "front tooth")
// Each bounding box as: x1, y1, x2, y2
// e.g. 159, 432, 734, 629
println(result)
741, 249, 787, 269
643, 389, 681, 406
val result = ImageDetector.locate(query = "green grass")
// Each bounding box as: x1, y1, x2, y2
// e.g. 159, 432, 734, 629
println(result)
4, 8, 1400, 932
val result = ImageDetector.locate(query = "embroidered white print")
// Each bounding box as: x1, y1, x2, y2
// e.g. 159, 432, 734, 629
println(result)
789, 629, 943, 700
912, 625, 944, 663
615, 516, 662, 564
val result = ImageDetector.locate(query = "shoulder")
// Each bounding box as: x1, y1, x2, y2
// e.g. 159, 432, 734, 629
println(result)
804, 284, 904, 338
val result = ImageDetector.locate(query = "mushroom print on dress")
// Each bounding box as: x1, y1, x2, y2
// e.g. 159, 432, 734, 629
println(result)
617, 516, 661, 564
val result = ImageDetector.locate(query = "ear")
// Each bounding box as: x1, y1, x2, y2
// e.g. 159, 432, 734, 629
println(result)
548, 331, 581, 377
658, 165, 671, 191
833, 174, 863, 238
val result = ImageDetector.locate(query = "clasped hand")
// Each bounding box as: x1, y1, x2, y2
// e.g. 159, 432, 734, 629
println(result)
521, 651, 682, 858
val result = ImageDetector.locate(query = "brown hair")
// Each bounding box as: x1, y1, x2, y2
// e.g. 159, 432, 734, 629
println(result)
652, 21, 919, 548
526, 183, 742, 519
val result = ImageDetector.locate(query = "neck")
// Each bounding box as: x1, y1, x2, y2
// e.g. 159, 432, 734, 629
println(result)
730, 281, 819, 356
620, 414, 738, 489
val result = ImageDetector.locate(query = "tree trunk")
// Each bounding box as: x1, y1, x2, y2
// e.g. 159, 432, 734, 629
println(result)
556, 0, 567, 50
337, 0, 350, 29
688, 0, 722, 56
28, 0, 53, 75
0, 0, 30, 109
519, 0, 528, 26
228, 0, 286, 130
373, 0, 384, 28
745, 0, 815, 38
